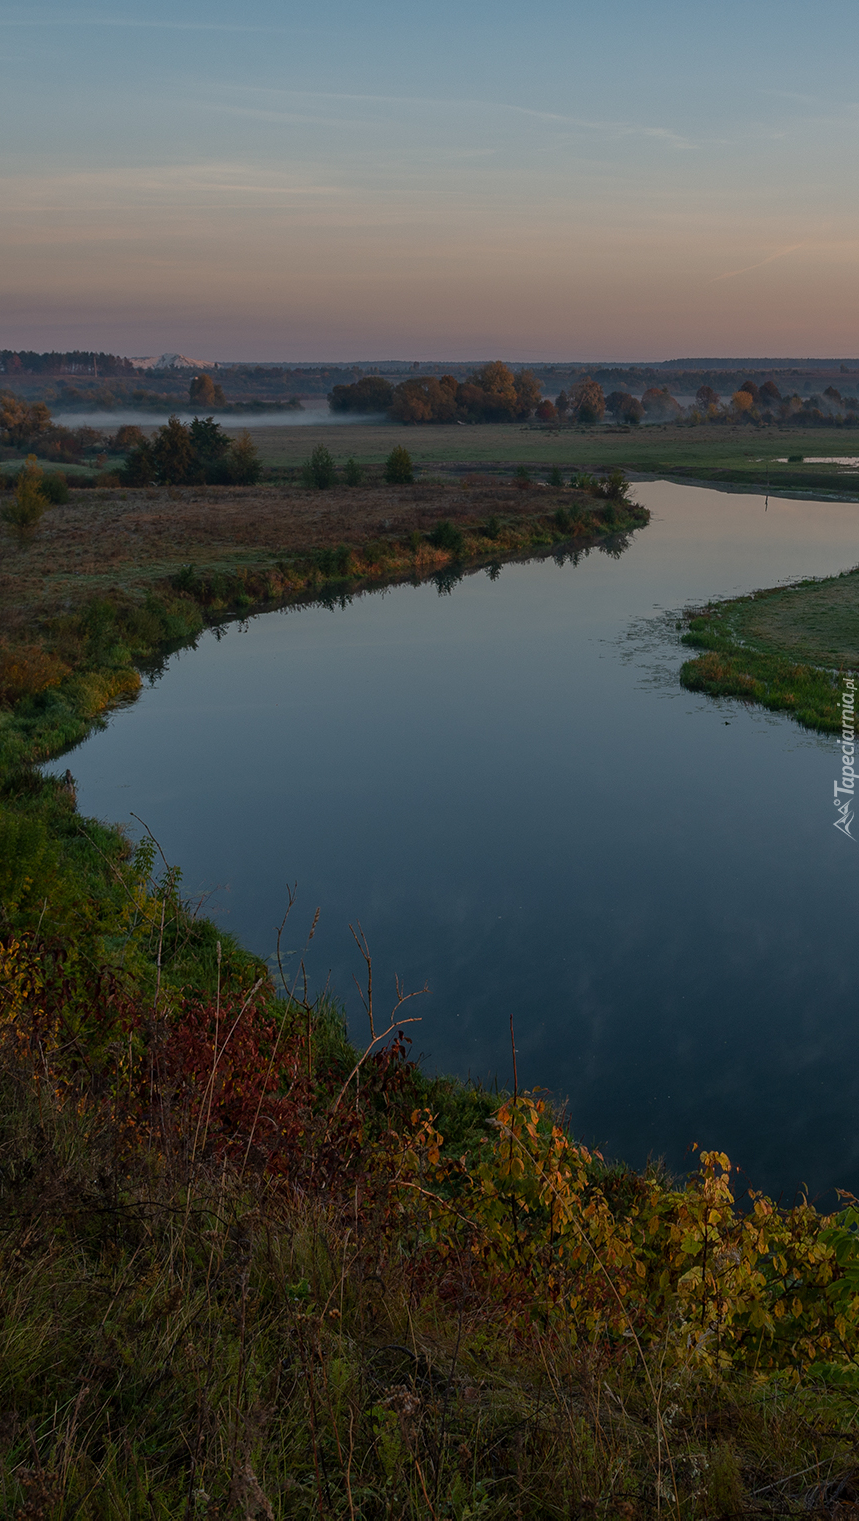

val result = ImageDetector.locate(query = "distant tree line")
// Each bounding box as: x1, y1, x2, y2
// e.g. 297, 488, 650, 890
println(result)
0, 350, 137, 377
329, 362, 544, 424
326, 362, 859, 430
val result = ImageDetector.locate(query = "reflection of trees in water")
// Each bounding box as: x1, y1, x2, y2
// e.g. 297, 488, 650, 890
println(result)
138, 528, 639, 689
317, 587, 354, 612
433, 565, 465, 597
598, 532, 633, 561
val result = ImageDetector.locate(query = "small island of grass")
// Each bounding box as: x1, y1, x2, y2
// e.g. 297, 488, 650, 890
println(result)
680, 566, 859, 731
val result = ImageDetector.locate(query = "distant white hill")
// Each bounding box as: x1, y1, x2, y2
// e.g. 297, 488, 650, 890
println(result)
130, 353, 215, 371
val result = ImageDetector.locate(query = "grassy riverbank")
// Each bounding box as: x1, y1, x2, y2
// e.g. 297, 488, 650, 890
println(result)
680, 567, 859, 731
4, 478, 859, 1517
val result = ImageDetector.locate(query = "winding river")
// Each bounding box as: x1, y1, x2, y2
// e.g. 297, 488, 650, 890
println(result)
49, 481, 859, 1203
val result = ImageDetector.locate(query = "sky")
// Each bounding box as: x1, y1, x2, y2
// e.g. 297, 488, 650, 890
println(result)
2, 0, 859, 362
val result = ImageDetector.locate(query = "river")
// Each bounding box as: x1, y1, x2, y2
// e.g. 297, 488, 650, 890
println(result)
47, 481, 859, 1203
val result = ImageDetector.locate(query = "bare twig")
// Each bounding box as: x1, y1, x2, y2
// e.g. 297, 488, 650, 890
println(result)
329, 970, 426, 1117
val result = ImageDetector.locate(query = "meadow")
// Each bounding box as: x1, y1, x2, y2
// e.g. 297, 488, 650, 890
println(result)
241, 420, 859, 500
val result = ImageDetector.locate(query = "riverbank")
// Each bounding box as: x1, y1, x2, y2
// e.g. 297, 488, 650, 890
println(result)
680, 566, 859, 730
4, 480, 859, 1517
0, 476, 642, 640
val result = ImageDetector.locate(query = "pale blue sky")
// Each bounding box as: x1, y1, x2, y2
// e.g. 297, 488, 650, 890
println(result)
2, 1, 858, 359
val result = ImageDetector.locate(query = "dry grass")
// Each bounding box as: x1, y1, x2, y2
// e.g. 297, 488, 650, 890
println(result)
0, 479, 598, 635
724, 571, 859, 668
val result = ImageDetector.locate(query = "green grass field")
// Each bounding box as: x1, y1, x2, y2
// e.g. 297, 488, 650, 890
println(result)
680, 568, 859, 731
240, 419, 859, 497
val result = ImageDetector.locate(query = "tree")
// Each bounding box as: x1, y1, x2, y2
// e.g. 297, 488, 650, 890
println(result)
696, 385, 720, 409
641, 387, 681, 420
190, 416, 231, 471
1, 455, 48, 544
605, 390, 635, 418
328, 376, 394, 413
189, 374, 216, 407
759, 381, 781, 405
384, 446, 413, 484
535, 399, 557, 423
0, 393, 52, 448
731, 390, 755, 416
512, 369, 542, 418
344, 457, 364, 486
569, 378, 606, 424
121, 437, 156, 486
120, 416, 261, 487
151, 416, 198, 484
301, 444, 336, 489
113, 424, 146, 452
738, 380, 760, 404
555, 390, 569, 418
389, 377, 457, 425
465, 361, 520, 421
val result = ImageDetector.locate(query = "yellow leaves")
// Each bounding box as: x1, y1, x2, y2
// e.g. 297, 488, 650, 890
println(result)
393, 1090, 859, 1378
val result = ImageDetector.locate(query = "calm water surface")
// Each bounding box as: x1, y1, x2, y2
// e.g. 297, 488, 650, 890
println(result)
49, 483, 859, 1202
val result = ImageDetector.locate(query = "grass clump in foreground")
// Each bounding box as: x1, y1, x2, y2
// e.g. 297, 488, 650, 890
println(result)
4, 914, 859, 1518
680, 566, 859, 731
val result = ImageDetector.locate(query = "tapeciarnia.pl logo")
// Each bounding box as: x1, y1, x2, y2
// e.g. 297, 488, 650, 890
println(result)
834, 674, 856, 839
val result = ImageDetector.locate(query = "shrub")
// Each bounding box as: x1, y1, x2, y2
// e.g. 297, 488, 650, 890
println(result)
40, 472, 69, 505
514, 465, 529, 489
301, 444, 336, 489
591, 468, 631, 503
0, 644, 71, 704
344, 456, 364, 486
225, 429, 262, 485
428, 520, 464, 555
1, 456, 49, 544
548, 465, 564, 488
362, 539, 392, 566
315, 545, 352, 577
384, 446, 414, 484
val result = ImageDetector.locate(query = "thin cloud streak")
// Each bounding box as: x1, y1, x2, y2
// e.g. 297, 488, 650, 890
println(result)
212, 83, 701, 149
713, 243, 808, 281
0, 13, 290, 32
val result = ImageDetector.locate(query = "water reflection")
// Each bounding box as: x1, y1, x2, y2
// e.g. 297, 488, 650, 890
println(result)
48, 482, 859, 1203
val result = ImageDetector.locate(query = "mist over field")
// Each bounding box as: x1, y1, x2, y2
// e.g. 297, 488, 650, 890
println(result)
50, 405, 386, 430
